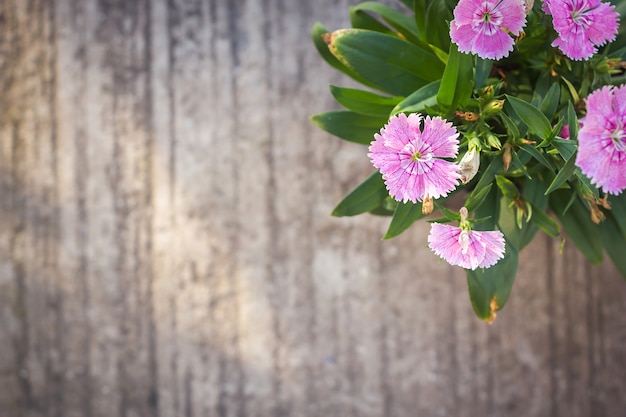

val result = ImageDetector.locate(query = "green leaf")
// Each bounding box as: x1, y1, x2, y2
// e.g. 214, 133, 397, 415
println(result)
519, 143, 554, 170
350, 6, 396, 35
332, 171, 388, 217
550, 190, 604, 264
466, 242, 519, 322
437, 42, 474, 113
566, 101, 579, 141
511, 149, 532, 179
473, 156, 504, 196
351, 2, 422, 45
424, 0, 452, 50
545, 154, 576, 194
539, 82, 561, 120
608, 193, 626, 237
328, 29, 445, 96
505, 95, 553, 140
310, 111, 387, 144
599, 213, 626, 279
551, 138, 577, 160
465, 183, 493, 212
495, 175, 519, 199
329, 85, 400, 117
391, 80, 440, 115
529, 203, 560, 237
311, 23, 376, 89
474, 57, 492, 89
384, 201, 425, 239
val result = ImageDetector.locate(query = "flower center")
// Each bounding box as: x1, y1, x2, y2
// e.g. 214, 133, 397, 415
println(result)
611, 128, 626, 152
571, 6, 593, 27
458, 230, 470, 255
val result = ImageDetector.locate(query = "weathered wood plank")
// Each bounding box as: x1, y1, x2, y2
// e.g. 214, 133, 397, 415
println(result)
0, 1, 625, 417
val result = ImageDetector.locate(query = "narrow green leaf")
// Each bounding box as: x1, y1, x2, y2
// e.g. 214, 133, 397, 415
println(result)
328, 29, 445, 96
550, 190, 604, 264
511, 149, 532, 179
545, 154, 576, 194
472, 157, 504, 197
351, 2, 422, 44
311, 23, 376, 89
552, 138, 577, 160
437, 42, 474, 113
608, 193, 626, 238
350, 7, 396, 35
329, 85, 400, 117
566, 101, 579, 141
539, 82, 561, 120
466, 242, 519, 322
529, 203, 560, 237
600, 213, 626, 279
424, 0, 452, 50
414, 0, 427, 40
495, 175, 519, 199
506, 94, 553, 140
474, 57, 492, 89
384, 201, 425, 239
519, 143, 554, 170
465, 183, 493, 212
310, 111, 387, 144
561, 76, 580, 103
332, 171, 388, 217
391, 80, 440, 115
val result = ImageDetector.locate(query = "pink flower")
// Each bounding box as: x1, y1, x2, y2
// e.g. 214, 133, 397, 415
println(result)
368, 113, 461, 203
450, 0, 527, 60
575, 86, 626, 195
428, 208, 506, 270
544, 0, 619, 61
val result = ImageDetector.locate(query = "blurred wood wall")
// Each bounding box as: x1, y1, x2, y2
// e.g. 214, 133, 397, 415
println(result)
1, 1, 625, 416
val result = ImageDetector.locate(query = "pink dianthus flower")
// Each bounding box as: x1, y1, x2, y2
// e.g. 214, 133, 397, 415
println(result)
575, 86, 626, 195
428, 208, 506, 270
543, 0, 619, 61
450, 0, 527, 60
368, 113, 461, 203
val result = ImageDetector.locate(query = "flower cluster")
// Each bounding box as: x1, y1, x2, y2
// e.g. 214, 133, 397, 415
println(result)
450, 0, 619, 61
312, 0, 626, 319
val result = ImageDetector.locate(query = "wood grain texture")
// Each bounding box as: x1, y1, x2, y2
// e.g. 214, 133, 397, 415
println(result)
0, 1, 625, 416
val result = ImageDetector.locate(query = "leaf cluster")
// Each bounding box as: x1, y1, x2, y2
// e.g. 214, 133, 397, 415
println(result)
311, 0, 626, 320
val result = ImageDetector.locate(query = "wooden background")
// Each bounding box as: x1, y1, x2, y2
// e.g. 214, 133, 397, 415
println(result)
0, 1, 625, 416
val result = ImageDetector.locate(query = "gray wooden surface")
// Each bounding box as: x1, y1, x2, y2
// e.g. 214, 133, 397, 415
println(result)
1, 1, 625, 416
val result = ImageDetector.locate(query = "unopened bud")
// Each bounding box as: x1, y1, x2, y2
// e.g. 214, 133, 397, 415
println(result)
458, 149, 480, 184
481, 85, 494, 101
483, 99, 505, 116
485, 132, 502, 150
503, 143, 512, 173
422, 195, 434, 215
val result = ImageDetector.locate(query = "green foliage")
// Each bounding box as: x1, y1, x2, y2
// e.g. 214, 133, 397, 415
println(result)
311, 0, 626, 321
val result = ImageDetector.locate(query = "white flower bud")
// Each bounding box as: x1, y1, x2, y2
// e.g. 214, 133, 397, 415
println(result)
458, 149, 480, 184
